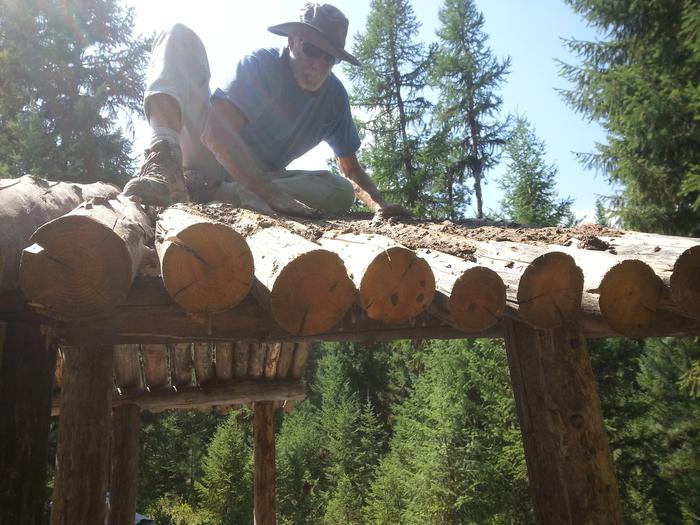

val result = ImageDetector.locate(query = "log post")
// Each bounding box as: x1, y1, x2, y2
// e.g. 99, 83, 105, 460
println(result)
108, 404, 141, 525
319, 233, 435, 324
254, 401, 276, 525
502, 319, 622, 524
247, 227, 355, 335
0, 322, 55, 525
0, 176, 119, 293
51, 345, 114, 525
156, 205, 254, 314
20, 195, 154, 320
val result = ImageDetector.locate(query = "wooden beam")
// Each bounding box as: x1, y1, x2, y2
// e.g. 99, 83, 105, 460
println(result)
0, 322, 55, 525
20, 195, 154, 321
247, 227, 355, 335
254, 401, 276, 525
51, 345, 114, 525
52, 380, 305, 415
156, 206, 254, 314
319, 233, 436, 323
502, 319, 622, 524
108, 404, 141, 525
0, 176, 118, 293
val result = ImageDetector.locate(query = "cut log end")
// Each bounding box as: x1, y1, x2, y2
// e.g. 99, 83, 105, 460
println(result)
517, 251, 583, 329
359, 247, 436, 324
670, 245, 700, 320
270, 250, 355, 335
600, 259, 663, 335
449, 267, 506, 333
19, 216, 132, 319
161, 222, 254, 313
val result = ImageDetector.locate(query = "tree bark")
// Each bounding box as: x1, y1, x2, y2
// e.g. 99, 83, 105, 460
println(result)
170, 343, 193, 386
156, 205, 254, 313
0, 322, 55, 525
113, 344, 142, 390
51, 345, 114, 525
193, 342, 214, 385
246, 227, 355, 335
319, 233, 435, 324
254, 401, 276, 525
0, 176, 118, 293
108, 404, 140, 525
20, 195, 153, 320
417, 248, 505, 332
502, 319, 622, 525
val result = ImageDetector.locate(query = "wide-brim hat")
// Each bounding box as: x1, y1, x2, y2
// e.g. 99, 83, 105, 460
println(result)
268, 3, 360, 66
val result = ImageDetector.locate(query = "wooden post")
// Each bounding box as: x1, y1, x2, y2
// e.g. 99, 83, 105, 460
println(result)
502, 319, 622, 524
0, 322, 55, 525
108, 404, 141, 525
51, 345, 113, 525
254, 401, 276, 525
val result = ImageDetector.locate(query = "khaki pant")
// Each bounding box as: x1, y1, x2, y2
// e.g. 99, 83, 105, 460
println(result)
145, 23, 355, 214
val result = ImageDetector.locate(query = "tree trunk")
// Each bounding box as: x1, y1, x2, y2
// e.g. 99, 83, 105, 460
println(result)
319, 233, 435, 324
215, 342, 234, 381
502, 319, 622, 524
51, 345, 114, 525
141, 344, 169, 389
20, 195, 153, 320
108, 404, 140, 525
254, 401, 276, 525
417, 248, 505, 332
0, 322, 55, 525
246, 227, 355, 335
0, 176, 119, 292
113, 344, 142, 390
156, 205, 254, 313
193, 342, 214, 385
170, 343, 193, 386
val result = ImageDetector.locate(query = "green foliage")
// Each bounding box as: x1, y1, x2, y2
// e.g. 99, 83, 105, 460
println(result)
0, 0, 150, 185
347, 0, 434, 213
366, 340, 532, 524
498, 116, 574, 227
145, 496, 209, 525
560, 0, 700, 235
138, 410, 222, 511
431, 0, 510, 219
195, 409, 254, 525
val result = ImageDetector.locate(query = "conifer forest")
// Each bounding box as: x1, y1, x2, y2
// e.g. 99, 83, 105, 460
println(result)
1, 0, 699, 523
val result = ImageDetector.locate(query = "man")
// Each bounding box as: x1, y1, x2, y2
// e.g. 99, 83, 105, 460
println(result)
123, 2, 406, 219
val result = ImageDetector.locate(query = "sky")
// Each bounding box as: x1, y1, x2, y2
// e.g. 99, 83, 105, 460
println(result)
124, 0, 612, 220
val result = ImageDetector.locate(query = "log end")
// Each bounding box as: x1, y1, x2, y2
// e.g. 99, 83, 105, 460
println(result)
271, 250, 355, 335
449, 266, 506, 333
359, 247, 436, 324
161, 222, 254, 314
517, 251, 583, 329
670, 245, 700, 320
599, 259, 662, 335
19, 216, 132, 319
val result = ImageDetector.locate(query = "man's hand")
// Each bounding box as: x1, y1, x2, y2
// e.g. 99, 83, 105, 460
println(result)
265, 191, 321, 218
372, 202, 411, 222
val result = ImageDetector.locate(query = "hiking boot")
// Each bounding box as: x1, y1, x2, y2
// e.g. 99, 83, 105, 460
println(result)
122, 140, 190, 206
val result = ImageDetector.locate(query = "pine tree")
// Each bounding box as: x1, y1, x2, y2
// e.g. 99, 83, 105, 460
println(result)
0, 0, 150, 185
195, 409, 254, 525
366, 340, 532, 524
560, 0, 700, 235
347, 0, 433, 213
498, 116, 574, 227
431, 0, 510, 219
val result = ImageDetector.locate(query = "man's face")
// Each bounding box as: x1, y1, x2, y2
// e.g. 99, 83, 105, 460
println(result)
288, 35, 337, 92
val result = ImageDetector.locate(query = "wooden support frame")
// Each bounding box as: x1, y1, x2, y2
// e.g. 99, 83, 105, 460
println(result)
108, 404, 141, 525
0, 322, 55, 525
503, 319, 622, 524
51, 345, 114, 525
254, 401, 276, 525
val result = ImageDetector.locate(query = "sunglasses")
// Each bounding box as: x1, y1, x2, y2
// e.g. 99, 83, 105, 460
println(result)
301, 41, 340, 65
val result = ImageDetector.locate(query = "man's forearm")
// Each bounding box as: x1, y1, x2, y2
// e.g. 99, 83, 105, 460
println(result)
200, 100, 273, 200
337, 155, 384, 211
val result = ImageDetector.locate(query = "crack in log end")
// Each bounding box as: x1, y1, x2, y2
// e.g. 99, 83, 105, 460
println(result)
169, 238, 212, 268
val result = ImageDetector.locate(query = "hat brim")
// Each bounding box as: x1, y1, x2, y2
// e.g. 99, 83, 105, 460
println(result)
268, 22, 360, 66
